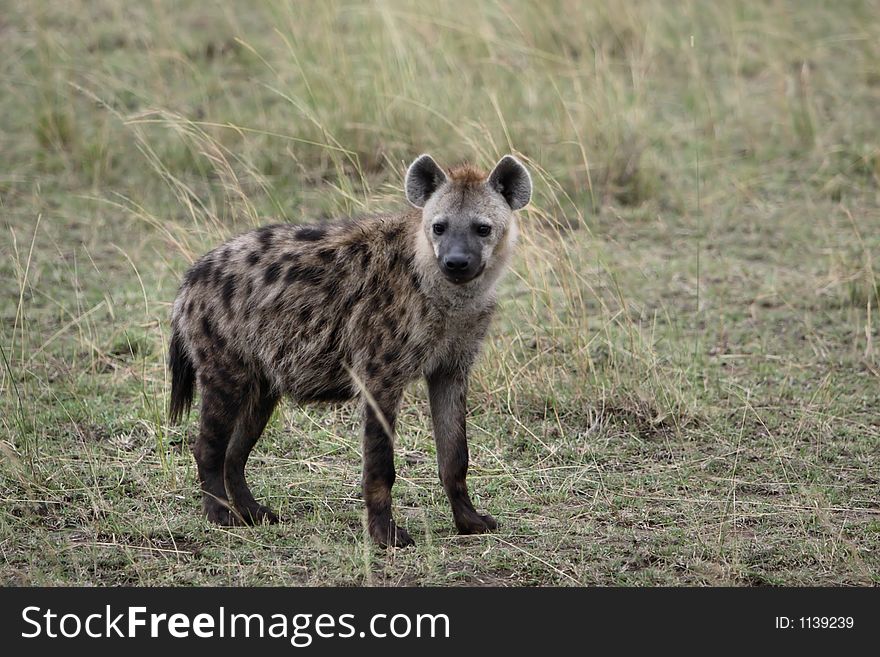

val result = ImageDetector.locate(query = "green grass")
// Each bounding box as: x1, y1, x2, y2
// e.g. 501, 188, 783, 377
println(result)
2, 0, 879, 586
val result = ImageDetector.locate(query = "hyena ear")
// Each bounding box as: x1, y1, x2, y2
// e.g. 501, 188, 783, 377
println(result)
405, 154, 448, 208
488, 155, 532, 210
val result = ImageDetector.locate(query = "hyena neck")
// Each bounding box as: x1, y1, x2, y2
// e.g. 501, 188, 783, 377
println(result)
412, 223, 513, 313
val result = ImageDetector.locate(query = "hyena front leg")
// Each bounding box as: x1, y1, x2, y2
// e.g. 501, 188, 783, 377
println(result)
224, 374, 279, 525
361, 388, 414, 547
427, 366, 497, 535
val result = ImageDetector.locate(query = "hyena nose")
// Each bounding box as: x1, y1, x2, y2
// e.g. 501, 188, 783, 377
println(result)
443, 254, 471, 272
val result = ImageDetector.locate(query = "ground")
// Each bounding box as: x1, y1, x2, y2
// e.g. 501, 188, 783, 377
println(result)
1, 0, 878, 585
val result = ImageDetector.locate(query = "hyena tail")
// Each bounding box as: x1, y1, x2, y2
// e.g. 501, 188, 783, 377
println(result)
168, 327, 196, 424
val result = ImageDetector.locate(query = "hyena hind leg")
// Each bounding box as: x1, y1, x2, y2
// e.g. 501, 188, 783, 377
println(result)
193, 381, 242, 526
224, 374, 279, 525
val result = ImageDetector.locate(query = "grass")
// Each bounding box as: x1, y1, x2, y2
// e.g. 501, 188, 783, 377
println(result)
1, 0, 879, 586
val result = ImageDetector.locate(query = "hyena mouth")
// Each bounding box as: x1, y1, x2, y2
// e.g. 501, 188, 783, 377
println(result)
444, 263, 486, 285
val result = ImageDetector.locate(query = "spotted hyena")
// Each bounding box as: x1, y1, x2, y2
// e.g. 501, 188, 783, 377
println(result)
168, 153, 532, 547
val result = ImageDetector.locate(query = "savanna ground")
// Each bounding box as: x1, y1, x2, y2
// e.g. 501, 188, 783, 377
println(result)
2, 0, 879, 586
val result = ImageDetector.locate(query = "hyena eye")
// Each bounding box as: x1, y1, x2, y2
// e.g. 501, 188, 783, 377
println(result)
432, 223, 446, 236
476, 224, 492, 237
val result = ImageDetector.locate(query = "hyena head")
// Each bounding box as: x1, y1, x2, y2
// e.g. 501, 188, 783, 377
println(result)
406, 154, 532, 291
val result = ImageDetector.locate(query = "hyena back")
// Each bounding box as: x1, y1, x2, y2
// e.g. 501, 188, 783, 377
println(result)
168, 153, 532, 547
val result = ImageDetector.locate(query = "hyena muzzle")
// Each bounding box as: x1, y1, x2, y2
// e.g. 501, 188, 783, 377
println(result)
168, 153, 532, 547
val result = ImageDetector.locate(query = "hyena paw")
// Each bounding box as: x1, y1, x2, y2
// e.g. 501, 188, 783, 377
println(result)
238, 504, 279, 526
204, 497, 278, 526
204, 500, 237, 526
456, 511, 497, 535
370, 519, 416, 548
